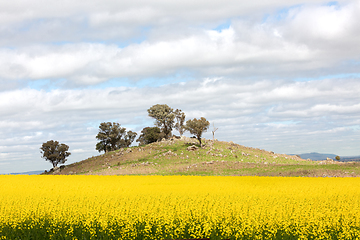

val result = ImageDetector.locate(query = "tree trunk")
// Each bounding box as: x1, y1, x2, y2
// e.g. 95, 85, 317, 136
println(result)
197, 136, 202, 146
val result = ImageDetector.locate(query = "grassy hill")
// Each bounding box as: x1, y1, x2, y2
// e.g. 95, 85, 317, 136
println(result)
46, 137, 360, 177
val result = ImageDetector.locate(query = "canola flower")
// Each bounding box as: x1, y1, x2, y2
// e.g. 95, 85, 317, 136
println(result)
1, 175, 360, 239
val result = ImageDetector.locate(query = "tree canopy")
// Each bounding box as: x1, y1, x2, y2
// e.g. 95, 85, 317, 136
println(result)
136, 127, 164, 146
96, 122, 137, 153
147, 104, 175, 139
40, 140, 71, 168
93, 105, 211, 149
185, 117, 210, 146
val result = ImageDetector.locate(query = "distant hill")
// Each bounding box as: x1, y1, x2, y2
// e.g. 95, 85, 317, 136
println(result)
296, 152, 338, 161
339, 156, 360, 162
293, 152, 360, 162
6, 170, 44, 175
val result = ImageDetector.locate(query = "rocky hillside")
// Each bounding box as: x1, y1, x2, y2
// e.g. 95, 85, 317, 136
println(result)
46, 137, 360, 177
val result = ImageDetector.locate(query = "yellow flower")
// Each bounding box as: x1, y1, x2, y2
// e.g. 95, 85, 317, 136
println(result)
1, 175, 360, 239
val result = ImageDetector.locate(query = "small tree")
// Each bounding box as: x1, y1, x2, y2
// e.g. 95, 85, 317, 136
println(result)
185, 117, 210, 146
40, 140, 71, 168
136, 127, 164, 146
147, 104, 175, 139
335, 155, 341, 161
96, 122, 137, 153
211, 122, 218, 141
174, 109, 186, 137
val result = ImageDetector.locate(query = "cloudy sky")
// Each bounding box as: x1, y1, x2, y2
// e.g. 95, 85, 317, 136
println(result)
1, 0, 360, 174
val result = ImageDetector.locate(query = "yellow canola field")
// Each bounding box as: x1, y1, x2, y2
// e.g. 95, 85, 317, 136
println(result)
1, 175, 360, 240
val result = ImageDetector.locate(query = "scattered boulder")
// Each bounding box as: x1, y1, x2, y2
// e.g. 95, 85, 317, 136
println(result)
229, 141, 238, 146
52, 166, 61, 174
161, 150, 177, 157
187, 145, 199, 151
318, 158, 339, 165
180, 135, 189, 141
203, 161, 214, 164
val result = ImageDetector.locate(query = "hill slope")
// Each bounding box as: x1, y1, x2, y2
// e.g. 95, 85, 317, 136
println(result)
46, 137, 360, 177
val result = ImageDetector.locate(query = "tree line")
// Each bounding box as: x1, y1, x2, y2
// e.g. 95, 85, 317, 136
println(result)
40, 104, 211, 169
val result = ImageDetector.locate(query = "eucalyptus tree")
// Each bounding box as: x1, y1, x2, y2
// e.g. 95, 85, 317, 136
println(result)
147, 104, 175, 139
136, 127, 164, 146
96, 122, 137, 153
40, 140, 71, 168
185, 117, 210, 146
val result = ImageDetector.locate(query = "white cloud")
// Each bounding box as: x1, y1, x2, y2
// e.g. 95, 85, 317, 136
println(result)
0, 0, 328, 26
0, 0, 352, 49
289, 2, 357, 39
1, 2, 359, 87
311, 103, 360, 114
277, 1, 360, 54
0, 1, 359, 88
89, 8, 159, 27
0, 23, 342, 86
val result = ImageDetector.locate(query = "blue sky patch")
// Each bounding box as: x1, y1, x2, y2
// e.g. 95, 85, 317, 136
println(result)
27, 79, 66, 91
295, 73, 360, 82
213, 19, 231, 32
263, 4, 304, 23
